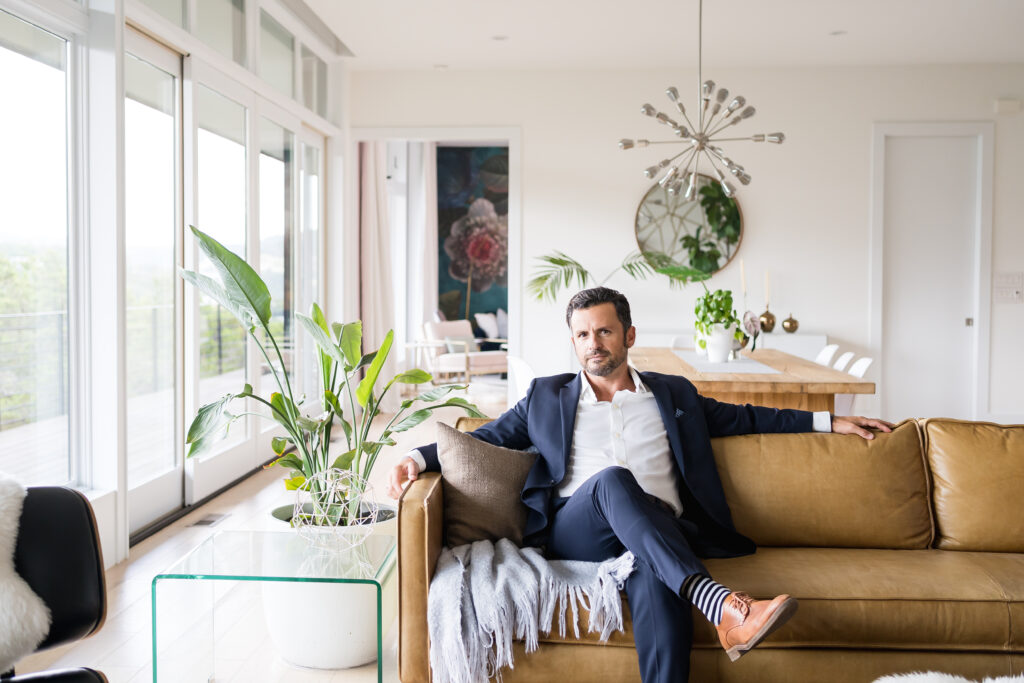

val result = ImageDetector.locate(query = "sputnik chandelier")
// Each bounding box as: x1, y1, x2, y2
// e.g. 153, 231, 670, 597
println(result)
618, 0, 784, 199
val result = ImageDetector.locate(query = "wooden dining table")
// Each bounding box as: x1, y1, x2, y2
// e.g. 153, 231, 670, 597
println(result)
629, 347, 875, 412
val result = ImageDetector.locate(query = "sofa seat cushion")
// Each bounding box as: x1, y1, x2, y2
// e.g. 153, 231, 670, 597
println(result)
536, 548, 1024, 651
695, 548, 1024, 651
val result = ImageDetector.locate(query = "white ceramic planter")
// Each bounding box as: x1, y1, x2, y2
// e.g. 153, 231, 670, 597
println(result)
262, 504, 397, 670
705, 324, 736, 363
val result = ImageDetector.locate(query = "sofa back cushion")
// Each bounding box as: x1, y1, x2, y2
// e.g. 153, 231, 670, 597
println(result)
924, 418, 1024, 551
711, 420, 932, 548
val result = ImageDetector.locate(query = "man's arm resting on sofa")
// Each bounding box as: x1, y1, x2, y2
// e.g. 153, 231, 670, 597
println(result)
398, 472, 444, 683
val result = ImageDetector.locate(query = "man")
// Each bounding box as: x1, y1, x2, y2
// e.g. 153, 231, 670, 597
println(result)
388, 287, 893, 682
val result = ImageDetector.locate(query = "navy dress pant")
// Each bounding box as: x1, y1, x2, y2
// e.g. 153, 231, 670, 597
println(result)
546, 467, 708, 683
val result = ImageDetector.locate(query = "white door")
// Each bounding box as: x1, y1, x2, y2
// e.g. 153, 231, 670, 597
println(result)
881, 134, 979, 421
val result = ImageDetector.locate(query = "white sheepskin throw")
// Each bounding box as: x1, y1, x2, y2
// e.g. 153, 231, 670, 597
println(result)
0, 473, 51, 673
874, 674, 1024, 683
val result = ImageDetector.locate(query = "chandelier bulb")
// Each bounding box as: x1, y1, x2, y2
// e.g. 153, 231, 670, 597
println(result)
674, 126, 691, 139
643, 165, 660, 178
721, 180, 736, 197
658, 165, 680, 187
641, 103, 657, 117
710, 103, 722, 117
702, 80, 715, 99
655, 112, 678, 127
716, 88, 730, 104
766, 132, 785, 144
740, 106, 756, 120
674, 102, 687, 116
737, 171, 752, 185
618, 138, 635, 150
684, 172, 699, 200
727, 95, 746, 114
666, 179, 684, 195
665, 86, 680, 102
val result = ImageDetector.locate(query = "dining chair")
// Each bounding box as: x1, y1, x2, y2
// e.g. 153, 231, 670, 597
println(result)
834, 357, 873, 415
814, 344, 839, 367
832, 351, 855, 373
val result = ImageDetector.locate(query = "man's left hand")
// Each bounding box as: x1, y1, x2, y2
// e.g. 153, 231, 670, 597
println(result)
832, 415, 896, 440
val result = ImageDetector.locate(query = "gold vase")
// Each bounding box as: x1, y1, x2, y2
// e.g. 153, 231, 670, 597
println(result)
759, 308, 776, 333
782, 314, 799, 333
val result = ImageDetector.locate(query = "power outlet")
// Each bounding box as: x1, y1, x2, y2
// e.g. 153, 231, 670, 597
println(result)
994, 272, 1024, 303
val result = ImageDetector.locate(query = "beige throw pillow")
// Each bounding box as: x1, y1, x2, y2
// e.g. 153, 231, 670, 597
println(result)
436, 422, 537, 547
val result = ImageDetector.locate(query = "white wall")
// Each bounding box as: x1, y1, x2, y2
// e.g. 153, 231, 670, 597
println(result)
347, 64, 1024, 420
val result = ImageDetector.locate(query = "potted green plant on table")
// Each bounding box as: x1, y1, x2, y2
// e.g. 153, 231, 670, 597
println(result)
694, 286, 744, 363
180, 226, 484, 669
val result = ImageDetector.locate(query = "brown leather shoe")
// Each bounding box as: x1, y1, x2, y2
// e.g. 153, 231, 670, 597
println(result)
716, 592, 798, 662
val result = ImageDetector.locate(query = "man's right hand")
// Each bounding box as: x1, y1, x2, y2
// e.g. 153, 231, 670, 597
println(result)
387, 456, 422, 499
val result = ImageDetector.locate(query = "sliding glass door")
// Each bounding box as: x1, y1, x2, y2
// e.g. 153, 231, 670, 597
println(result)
124, 30, 183, 532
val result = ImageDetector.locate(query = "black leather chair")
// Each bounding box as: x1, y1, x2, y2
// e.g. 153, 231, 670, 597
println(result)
1, 487, 107, 682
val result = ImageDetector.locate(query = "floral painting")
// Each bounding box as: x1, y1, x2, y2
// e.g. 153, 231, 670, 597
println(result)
437, 146, 509, 322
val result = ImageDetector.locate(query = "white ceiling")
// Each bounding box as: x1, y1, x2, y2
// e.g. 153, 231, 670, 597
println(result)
306, 0, 1024, 71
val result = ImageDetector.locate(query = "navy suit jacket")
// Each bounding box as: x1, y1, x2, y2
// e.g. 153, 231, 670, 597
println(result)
418, 371, 814, 556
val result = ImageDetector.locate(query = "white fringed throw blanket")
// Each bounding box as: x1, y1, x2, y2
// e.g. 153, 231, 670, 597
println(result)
428, 538, 635, 683
0, 473, 50, 673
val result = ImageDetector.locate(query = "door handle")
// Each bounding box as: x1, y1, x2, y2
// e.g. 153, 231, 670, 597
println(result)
965, 318, 973, 327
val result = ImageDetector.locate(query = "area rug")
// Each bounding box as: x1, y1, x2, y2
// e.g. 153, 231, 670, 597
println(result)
874, 673, 1024, 683
0, 473, 50, 673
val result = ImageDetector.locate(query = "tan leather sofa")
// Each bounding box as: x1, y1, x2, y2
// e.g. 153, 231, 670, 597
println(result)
398, 418, 1024, 682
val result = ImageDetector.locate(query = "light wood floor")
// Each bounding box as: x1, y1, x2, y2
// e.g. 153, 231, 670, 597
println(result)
14, 380, 508, 683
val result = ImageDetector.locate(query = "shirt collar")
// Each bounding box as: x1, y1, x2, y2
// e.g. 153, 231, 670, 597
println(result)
578, 365, 648, 403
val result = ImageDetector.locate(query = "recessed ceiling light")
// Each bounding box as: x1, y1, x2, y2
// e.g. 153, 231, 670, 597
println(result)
829, 30, 847, 36
491, 35, 509, 41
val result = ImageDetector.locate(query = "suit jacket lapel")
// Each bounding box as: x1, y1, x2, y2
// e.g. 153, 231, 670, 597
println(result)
555, 374, 582, 483
642, 373, 686, 473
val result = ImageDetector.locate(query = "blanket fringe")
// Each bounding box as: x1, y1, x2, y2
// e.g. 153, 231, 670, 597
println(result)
428, 540, 635, 683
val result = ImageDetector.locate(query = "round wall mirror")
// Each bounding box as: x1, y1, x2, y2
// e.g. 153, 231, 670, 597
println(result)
634, 174, 743, 275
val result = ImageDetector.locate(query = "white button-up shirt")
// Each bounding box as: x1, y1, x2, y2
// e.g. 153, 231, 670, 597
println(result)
557, 367, 685, 513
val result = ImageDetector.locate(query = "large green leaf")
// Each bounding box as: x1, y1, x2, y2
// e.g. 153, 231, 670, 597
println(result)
283, 474, 307, 491
296, 313, 345, 365
352, 351, 377, 373
190, 226, 271, 325
391, 408, 432, 432
324, 389, 343, 416
338, 321, 362, 367
356, 330, 393, 407
185, 384, 251, 446
180, 270, 255, 328
267, 453, 305, 473
414, 384, 465, 403
383, 368, 432, 395
271, 436, 291, 455
331, 449, 357, 470
430, 396, 487, 418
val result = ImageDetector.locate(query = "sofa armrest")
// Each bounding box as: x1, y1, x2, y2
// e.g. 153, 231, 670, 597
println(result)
398, 472, 444, 683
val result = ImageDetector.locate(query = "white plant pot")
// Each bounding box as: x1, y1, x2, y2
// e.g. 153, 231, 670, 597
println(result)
706, 324, 736, 363
262, 504, 397, 670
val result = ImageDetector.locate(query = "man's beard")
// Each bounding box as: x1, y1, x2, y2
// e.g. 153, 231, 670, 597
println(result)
585, 349, 626, 377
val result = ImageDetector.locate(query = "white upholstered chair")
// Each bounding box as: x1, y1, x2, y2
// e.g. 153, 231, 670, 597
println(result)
506, 355, 536, 403
414, 319, 507, 384
834, 356, 873, 415
832, 351, 855, 373
814, 343, 839, 367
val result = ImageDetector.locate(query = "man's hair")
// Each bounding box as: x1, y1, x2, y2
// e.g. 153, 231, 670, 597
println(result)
565, 287, 632, 332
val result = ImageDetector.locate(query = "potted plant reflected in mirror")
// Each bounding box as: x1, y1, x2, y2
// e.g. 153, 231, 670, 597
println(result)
180, 226, 485, 669
694, 287, 744, 363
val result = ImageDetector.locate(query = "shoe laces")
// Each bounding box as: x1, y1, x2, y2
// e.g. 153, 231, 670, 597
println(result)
730, 591, 753, 618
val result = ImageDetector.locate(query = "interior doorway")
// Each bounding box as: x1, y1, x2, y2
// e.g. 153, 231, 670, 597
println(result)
870, 123, 994, 422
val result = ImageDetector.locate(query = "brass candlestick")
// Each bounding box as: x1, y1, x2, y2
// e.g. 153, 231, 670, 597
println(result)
759, 307, 776, 333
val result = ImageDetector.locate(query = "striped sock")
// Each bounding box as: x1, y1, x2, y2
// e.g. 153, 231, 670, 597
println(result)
682, 574, 732, 626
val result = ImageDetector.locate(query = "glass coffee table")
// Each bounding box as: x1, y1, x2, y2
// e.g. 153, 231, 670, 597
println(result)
152, 530, 396, 682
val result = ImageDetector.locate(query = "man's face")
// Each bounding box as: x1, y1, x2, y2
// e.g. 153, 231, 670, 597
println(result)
569, 302, 635, 377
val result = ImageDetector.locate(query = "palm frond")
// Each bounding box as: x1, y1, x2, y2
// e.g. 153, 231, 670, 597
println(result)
619, 251, 655, 280
656, 263, 712, 290
527, 251, 592, 302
